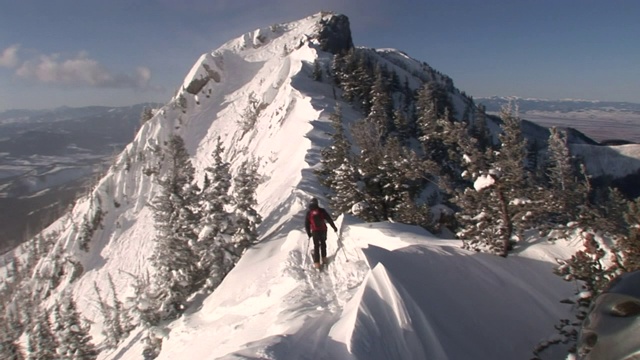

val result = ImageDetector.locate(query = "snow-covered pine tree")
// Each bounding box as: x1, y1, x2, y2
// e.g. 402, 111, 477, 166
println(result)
333, 48, 374, 112
453, 105, 530, 257
93, 282, 118, 349
197, 137, 235, 291
354, 53, 374, 114
366, 64, 393, 136
149, 134, 201, 320
3, 296, 24, 337
127, 270, 161, 327
18, 286, 36, 329
26, 307, 58, 360
392, 108, 410, 143
53, 294, 99, 360
415, 82, 452, 141
392, 191, 432, 230
349, 117, 428, 223
78, 196, 105, 252
231, 158, 262, 255
350, 118, 387, 221
330, 161, 363, 217
107, 274, 134, 343
493, 105, 534, 242
540, 127, 591, 236
0, 312, 24, 360
318, 105, 351, 190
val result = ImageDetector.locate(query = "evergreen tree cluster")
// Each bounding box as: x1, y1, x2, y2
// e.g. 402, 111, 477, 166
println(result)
0, 232, 101, 359
94, 275, 135, 350
143, 134, 261, 327
321, 48, 481, 230
324, 51, 640, 357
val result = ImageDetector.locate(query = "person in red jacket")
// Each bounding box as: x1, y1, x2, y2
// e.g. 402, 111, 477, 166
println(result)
305, 197, 337, 269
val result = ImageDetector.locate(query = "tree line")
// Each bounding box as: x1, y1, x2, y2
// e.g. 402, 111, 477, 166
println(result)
318, 47, 640, 357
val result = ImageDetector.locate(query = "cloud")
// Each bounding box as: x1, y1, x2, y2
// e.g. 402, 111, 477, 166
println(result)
14, 51, 152, 89
0, 44, 20, 68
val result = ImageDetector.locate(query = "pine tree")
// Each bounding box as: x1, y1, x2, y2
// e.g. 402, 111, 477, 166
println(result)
107, 274, 134, 343
127, 270, 161, 328
53, 294, 99, 360
541, 127, 591, 234
350, 119, 386, 221
392, 108, 410, 143
619, 197, 640, 271
330, 161, 363, 216
318, 105, 351, 189
18, 288, 35, 332
26, 307, 58, 360
140, 107, 154, 125
453, 105, 530, 257
415, 83, 459, 185
149, 134, 201, 320
494, 106, 531, 252
94, 282, 118, 349
231, 158, 262, 255
311, 59, 323, 81
366, 65, 393, 136
0, 316, 24, 360
350, 119, 428, 223
197, 137, 235, 291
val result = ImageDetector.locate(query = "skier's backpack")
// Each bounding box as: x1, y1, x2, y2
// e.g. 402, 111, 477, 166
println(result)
309, 208, 326, 232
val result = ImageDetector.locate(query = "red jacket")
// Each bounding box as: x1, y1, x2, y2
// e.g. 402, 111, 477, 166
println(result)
305, 204, 337, 236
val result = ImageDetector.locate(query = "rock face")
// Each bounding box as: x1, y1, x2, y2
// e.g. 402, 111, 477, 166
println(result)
316, 14, 354, 54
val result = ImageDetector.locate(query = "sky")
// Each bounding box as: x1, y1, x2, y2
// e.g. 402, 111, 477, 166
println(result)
0, 0, 639, 111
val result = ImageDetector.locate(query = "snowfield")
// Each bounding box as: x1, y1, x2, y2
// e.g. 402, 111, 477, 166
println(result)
99, 216, 576, 360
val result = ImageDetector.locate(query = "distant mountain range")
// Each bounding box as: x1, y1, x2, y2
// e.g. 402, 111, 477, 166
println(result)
0, 103, 160, 252
476, 96, 640, 144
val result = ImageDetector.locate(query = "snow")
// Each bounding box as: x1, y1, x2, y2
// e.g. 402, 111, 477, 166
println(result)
3, 12, 617, 360
92, 217, 575, 360
474, 174, 495, 191
574, 143, 640, 178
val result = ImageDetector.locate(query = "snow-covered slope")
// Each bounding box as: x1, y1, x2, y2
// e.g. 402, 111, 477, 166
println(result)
1, 12, 610, 360
99, 216, 576, 360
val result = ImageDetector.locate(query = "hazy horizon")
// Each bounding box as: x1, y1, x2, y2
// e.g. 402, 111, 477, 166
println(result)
1, 1, 639, 110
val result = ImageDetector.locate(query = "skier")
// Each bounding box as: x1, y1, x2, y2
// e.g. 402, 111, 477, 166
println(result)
305, 197, 338, 270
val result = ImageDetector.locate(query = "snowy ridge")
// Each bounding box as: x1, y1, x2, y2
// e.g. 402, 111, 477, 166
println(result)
107, 216, 574, 360
575, 143, 640, 178
3, 12, 588, 360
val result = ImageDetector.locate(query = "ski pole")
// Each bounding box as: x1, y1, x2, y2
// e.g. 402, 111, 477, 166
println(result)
303, 235, 311, 267
337, 230, 349, 262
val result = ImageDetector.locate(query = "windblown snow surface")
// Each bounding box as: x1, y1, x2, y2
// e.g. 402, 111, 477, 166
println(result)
118, 216, 575, 360
3, 12, 601, 360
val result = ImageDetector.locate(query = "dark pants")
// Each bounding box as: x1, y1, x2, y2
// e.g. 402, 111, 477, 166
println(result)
311, 231, 327, 263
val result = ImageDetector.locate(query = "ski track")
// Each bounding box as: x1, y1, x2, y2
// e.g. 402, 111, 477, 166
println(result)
280, 225, 370, 355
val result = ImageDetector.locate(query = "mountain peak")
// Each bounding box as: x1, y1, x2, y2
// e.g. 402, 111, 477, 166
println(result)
214, 12, 353, 56
314, 13, 353, 54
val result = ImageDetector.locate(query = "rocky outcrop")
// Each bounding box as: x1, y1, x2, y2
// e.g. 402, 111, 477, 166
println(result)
316, 14, 354, 54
